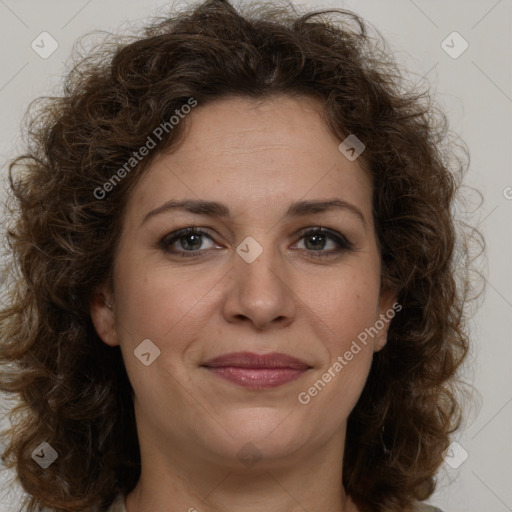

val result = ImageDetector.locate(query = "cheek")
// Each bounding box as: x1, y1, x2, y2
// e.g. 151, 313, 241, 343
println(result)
112, 261, 210, 409
114, 258, 212, 344
295, 270, 380, 414
112, 259, 225, 395
301, 266, 381, 351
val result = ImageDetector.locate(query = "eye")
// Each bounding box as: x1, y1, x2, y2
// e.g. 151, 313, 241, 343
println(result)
160, 226, 355, 259
293, 227, 354, 257
160, 227, 218, 257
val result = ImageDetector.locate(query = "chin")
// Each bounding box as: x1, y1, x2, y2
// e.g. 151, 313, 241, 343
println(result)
202, 408, 315, 462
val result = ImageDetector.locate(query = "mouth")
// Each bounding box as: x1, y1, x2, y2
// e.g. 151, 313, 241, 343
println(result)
201, 351, 312, 390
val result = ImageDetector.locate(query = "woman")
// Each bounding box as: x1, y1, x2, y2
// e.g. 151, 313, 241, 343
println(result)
0, 0, 482, 511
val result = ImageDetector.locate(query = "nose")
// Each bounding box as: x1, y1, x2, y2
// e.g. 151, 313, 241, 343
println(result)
222, 243, 297, 331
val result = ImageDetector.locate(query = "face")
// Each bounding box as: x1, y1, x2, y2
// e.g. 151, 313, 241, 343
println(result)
91, 95, 396, 471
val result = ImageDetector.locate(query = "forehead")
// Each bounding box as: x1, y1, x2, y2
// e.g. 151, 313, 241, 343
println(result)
126, 95, 373, 226
171, 95, 355, 167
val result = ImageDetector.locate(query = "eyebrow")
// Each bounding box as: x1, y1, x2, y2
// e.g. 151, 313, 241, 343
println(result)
142, 198, 367, 228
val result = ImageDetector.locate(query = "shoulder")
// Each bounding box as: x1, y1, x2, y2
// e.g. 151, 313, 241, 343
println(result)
102, 496, 444, 512
413, 503, 445, 512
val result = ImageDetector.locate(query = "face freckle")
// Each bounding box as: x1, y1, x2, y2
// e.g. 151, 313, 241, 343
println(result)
97, 94, 396, 475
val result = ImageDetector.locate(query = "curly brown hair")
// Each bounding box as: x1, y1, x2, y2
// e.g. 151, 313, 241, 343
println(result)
0, 0, 483, 511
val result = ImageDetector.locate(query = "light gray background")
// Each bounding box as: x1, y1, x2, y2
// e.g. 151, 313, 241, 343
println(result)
0, 1, 511, 511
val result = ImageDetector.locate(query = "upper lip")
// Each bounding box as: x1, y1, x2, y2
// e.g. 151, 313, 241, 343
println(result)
202, 352, 311, 370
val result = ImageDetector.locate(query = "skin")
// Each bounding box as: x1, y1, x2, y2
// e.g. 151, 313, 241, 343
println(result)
91, 95, 396, 512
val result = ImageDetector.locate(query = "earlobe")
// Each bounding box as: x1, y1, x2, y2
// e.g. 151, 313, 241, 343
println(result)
374, 332, 388, 353
374, 287, 399, 353
90, 288, 119, 347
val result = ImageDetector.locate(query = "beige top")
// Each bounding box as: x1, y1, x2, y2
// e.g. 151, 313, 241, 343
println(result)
106, 494, 444, 512
106, 494, 126, 511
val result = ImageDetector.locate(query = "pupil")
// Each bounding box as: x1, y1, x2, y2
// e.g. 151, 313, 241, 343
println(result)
182, 234, 201, 250
306, 234, 324, 250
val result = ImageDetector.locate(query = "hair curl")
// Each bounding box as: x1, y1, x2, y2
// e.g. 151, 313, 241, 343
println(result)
0, 1, 484, 511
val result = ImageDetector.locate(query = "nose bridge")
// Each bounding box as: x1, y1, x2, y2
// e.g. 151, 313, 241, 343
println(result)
224, 233, 296, 328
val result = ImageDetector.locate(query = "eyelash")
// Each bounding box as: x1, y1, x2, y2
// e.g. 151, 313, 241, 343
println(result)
159, 226, 355, 259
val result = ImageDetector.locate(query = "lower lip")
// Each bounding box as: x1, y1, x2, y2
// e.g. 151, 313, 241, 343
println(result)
205, 367, 308, 389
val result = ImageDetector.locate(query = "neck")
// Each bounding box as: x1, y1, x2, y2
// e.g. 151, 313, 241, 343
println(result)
125, 431, 358, 512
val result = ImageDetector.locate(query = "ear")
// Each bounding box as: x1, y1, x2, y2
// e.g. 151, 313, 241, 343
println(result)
373, 286, 400, 353
90, 286, 119, 347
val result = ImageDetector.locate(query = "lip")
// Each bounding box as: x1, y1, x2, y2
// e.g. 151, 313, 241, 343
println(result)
201, 351, 311, 390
